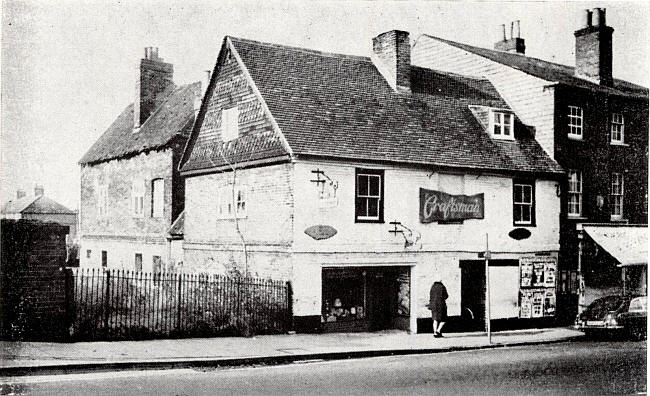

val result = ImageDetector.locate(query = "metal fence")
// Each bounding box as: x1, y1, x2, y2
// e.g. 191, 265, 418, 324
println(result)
68, 268, 292, 341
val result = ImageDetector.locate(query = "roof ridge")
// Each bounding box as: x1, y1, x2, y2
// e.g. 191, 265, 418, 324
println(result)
410, 65, 490, 82
420, 34, 648, 90
228, 36, 371, 62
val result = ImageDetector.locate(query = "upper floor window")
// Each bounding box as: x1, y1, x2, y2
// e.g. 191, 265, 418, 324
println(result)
132, 180, 144, 217
513, 180, 535, 226
221, 106, 239, 141
610, 173, 624, 219
489, 110, 514, 140
217, 184, 247, 219
355, 168, 384, 223
151, 178, 164, 218
97, 184, 108, 217
568, 106, 583, 139
567, 170, 583, 217
610, 113, 624, 144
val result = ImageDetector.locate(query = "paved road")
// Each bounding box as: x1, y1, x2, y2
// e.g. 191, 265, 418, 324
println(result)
1, 340, 646, 395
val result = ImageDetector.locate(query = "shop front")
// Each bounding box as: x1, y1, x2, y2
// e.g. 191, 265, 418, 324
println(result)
321, 266, 411, 332
459, 255, 558, 329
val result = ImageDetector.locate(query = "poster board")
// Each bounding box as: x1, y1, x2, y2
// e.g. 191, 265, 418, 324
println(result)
519, 256, 557, 318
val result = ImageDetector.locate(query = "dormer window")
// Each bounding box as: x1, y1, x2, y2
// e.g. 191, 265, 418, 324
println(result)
489, 110, 514, 140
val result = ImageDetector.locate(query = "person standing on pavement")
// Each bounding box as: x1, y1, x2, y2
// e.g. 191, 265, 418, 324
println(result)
429, 278, 448, 338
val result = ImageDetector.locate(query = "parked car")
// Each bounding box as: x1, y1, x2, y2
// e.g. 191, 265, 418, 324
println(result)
574, 295, 646, 339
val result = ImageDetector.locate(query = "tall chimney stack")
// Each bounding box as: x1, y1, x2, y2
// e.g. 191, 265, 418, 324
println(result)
494, 21, 526, 54
134, 47, 175, 130
16, 189, 26, 199
574, 8, 613, 86
371, 30, 411, 93
34, 185, 44, 197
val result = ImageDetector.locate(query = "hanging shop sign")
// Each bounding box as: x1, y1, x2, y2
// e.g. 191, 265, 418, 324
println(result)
304, 225, 338, 240
419, 188, 484, 223
519, 256, 557, 318
508, 228, 531, 240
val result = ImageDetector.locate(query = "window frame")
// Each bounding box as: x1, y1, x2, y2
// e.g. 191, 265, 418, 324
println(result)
151, 178, 164, 218
216, 183, 247, 220
221, 106, 239, 141
489, 110, 514, 140
610, 172, 624, 220
513, 179, 536, 226
610, 113, 625, 144
131, 179, 145, 218
567, 170, 583, 217
568, 106, 583, 140
97, 184, 108, 217
355, 168, 384, 223
135, 253, 143, 272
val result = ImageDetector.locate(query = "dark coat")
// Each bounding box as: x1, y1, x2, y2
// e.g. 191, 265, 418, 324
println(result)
428, 281, 448, 321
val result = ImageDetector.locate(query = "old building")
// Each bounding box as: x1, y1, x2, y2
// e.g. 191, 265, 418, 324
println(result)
1, 186, 77, 243
411, 9, 648, 319
79, 47, 201, 272
179, 31, 564, 333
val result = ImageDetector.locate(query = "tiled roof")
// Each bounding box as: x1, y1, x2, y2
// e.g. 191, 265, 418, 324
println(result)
420, 35, 648, 99
80, 82, 201, 165
2, 195, 75, 215
182, 37, 562, 176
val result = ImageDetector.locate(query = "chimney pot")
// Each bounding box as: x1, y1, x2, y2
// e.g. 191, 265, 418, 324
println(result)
515, 20, 521, 38
501, 24, 507, 41
592, 8, 602, 26
581, 9, 592, 28
510, 22, 514, 39
494, 22, 525, 54
34, 185, 44, 197
16, 189, 26, 199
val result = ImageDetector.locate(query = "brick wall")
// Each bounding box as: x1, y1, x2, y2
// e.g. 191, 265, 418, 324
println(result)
1, 220, 70, 340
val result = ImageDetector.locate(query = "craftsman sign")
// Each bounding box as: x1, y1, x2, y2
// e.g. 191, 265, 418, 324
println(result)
419, 188, 484, 223
304, 225, 337, 240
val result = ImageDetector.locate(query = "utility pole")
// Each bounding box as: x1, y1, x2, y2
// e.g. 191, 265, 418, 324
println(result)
485, 233, 491, 344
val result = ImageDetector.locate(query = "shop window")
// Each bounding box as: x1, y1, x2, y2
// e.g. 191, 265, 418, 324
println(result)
567, 170, 583, 217
610, 113, 624, 144
610, 173, 624, 219
489, 110, 514, 140
355, 168, 384, 223
513, 180, 535, 226
131, 179, 144, 217
568, 106, 583, 139
221, 106, 239, 141
151, 178, 164, 218
135, 253, 142, 272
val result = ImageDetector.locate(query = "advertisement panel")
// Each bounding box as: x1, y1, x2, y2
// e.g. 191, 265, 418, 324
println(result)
519, 256, 557, 318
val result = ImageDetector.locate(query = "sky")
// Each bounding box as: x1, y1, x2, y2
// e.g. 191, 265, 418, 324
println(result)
1, 0, 649, 209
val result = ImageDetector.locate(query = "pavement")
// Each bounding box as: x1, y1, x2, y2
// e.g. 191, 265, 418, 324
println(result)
0, 327, 584, 377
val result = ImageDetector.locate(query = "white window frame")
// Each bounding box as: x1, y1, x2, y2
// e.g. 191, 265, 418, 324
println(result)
151, 178, 164, 218
568, 106, 583, 139
610, 173, 624, 219
356, 173, 382, 221
610, 113, 625, 144
131, 180, 145, 218
489, 110, 514, 140
221, 106, 239, 141
513, 183, 534, 225
567, 170, 583, 217
97, 184, 108, 217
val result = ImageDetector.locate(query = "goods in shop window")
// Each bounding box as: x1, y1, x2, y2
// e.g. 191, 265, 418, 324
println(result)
544, 290, 556, 316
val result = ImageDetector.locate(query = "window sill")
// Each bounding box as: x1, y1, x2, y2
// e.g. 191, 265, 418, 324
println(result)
567, 215, 588, 220
610, 142, 629, 147
567, 135, 583, 141
513, 223, 536, 228
609, 217, 628, 223
355, 219, 384, 224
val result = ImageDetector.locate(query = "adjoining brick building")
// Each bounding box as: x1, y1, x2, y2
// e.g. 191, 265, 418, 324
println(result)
79, 48, 201, 272
411, 9, 648, 319
179, 31, 565, 333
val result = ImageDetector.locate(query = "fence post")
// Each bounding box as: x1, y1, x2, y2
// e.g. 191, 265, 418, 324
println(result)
286, 281, 293, 332
104, 269, 110, 336
176, 273, 183, 332
64, 268, 74, 341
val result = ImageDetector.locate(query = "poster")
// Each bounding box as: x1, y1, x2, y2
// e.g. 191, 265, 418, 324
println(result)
519, 256, 557, 318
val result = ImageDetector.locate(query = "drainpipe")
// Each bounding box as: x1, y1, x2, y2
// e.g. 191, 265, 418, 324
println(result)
576, 225, 585, 314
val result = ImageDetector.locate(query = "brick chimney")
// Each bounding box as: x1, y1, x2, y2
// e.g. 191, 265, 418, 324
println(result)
371, 30, 411, 93
574, 8, 614, 86
34, 185, 44, 197
16, 189, 26, 199
134, 47, 175, 130
494, 21, 525, 54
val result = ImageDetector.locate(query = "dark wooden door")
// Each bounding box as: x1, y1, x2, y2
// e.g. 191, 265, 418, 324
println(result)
460, 261, 485, 327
